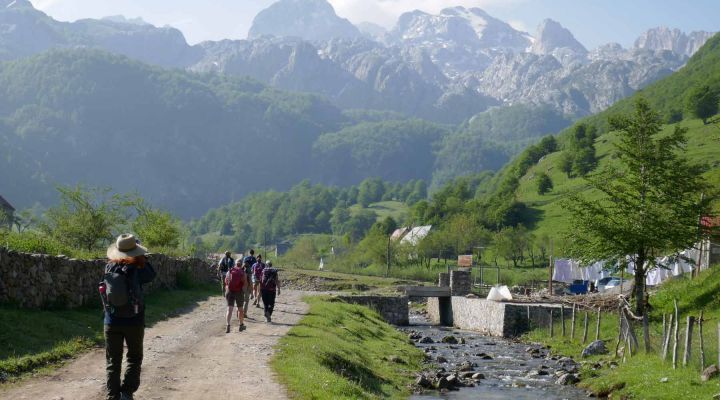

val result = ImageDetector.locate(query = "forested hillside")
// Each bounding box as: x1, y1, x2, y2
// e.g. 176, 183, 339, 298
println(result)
0, 49, 346, 217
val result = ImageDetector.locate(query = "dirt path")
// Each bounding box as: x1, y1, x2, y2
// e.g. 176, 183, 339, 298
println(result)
1, 290, 309, 400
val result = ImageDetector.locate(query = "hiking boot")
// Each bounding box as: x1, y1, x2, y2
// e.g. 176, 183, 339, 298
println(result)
239, 324, 246, 332
225, 325, 230, 333
120, 392, 134, 400
267, 316, 271, 323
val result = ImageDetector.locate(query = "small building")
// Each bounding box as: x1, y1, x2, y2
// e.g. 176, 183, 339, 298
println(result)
0, 195, 15, 229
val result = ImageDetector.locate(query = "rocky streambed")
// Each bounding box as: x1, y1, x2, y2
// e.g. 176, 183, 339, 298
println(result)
403, 315, 592, 399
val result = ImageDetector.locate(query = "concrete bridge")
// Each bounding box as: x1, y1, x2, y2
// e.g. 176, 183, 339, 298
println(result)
405, 270, 564, 338
341, 270, 563, 338
401, 285, 453, 326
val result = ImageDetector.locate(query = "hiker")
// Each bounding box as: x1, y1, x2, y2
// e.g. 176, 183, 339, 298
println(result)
251, 254, 266, 308
101, 234, 157, 400
224, 260, 248, 333
242, 249, 257, 276
260, 261, 281, 323
217, 251, 234, 293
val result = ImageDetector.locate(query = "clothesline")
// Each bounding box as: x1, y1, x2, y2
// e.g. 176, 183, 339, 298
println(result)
552, 245, 704, 286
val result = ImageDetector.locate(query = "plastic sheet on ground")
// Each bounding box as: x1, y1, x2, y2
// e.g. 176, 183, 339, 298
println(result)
487, 285, 513, 301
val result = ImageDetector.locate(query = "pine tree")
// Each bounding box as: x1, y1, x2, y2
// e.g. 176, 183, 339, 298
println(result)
563, 98, 713, 315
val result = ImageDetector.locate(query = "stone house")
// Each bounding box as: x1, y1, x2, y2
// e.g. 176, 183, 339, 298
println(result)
0, 195, 14, 229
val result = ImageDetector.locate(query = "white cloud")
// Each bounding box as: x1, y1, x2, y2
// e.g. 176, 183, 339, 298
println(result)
328, 0, 525, 27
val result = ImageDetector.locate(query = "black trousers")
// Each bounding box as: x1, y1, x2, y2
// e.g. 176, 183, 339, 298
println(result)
104, 324, 144, 400
261, 289, 277, 317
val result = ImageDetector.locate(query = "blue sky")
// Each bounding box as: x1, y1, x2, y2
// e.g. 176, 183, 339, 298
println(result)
30, 0, 718, 49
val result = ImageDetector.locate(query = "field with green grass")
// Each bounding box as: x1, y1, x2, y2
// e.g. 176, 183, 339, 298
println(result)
524, 266, 720, 399
349, 201, 410, 223
516, 118, 720, 240
0, 283, 217, 380
272, 296, 424, 400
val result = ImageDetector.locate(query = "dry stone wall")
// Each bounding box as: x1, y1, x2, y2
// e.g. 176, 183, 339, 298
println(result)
0, 248, 215, 309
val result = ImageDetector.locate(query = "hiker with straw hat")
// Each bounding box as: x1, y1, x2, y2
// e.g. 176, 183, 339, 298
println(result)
102, 234, 157, 400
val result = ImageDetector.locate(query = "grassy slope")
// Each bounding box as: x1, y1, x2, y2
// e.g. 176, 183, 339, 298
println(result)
350, 201, 410, 223
272, 296, 424, 400
517, 117, 720, 240
0, 284, 217, 379
524, 267, 720, 399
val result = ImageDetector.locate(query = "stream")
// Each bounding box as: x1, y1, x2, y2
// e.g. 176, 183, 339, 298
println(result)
405, 314, 591, 400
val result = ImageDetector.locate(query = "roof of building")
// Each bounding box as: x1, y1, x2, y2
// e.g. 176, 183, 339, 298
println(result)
400, 225, 432, 246
0, 195, 14, 211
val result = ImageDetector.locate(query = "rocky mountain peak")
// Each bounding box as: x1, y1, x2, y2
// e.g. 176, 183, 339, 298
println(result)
634, 27, 715, 57
1, 0, 34, 9
391, 6, 530, 50
531, 19, 587, 55
248, 0, 362, 42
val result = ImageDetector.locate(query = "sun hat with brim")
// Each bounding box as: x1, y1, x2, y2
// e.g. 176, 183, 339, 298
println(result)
107, 233, 148, 259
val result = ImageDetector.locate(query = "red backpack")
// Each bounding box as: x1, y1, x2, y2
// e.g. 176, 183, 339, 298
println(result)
226, 267, 244, 292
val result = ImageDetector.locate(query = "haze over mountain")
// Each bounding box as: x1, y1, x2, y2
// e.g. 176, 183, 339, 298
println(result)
0, 0, 717, 217
0, 0, 714, 122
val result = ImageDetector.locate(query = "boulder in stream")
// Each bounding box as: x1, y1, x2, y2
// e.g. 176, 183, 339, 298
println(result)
441, 335, 459, 344
415, 375, 432, 388
556, 373, 580, 385
458, 361, 475, 371
419, 336, 434, 344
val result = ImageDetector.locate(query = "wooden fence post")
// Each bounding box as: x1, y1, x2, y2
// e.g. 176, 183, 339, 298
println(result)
683, 315, 695, 367
561, 305, 566, 337
699, 311, 705, 371
549, 309, 554, 338
583, 311, 589, 344
527, 305, 531, 324
571, 303, 577, 340
643, 313, 651, 353
662, 313, 674, 360
661, 314, 667, 349
672, 299, 679, 369
595, 307, 601, 341
614, 307, 622, 358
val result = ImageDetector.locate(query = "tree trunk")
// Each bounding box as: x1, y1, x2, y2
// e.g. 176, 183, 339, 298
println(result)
634, 256, 646, 316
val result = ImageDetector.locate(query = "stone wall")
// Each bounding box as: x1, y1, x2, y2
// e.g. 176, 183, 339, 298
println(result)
449, 270, 471, 295
438, 273, 449, 287
427, 297, 562, 337
0, 248, 216, 309
336, 295, 409, 326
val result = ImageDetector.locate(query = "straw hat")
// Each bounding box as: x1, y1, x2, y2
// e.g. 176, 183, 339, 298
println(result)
107, 234, 148, 259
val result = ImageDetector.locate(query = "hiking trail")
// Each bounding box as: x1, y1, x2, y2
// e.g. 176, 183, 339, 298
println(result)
1, 290, 309, 400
